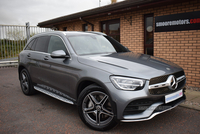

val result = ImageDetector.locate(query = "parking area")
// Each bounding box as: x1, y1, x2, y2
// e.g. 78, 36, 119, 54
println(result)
0, 67, 200, 134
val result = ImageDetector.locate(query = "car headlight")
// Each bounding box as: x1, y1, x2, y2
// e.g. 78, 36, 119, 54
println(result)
110, 76, 145, 90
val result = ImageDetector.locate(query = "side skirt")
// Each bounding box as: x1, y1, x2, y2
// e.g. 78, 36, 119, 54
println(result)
34, 86, 74, 105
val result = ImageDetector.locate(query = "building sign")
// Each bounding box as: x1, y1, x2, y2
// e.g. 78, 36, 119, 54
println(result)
155, 11, 200, 32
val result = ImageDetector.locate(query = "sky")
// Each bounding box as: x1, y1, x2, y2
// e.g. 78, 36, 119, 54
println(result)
0, 0, 125, 26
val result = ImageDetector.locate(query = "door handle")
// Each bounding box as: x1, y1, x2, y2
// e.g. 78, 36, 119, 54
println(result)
44, 56, 49, 60
27, 53, 31, 57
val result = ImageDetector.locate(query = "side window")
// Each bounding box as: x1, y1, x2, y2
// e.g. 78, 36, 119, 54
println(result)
35, 36, 50, 53
48, 36, 67, 54
25, 39, 36, 50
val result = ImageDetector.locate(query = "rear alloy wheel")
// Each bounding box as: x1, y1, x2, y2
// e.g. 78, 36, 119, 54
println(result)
20, 69, 36, 95
78, 85, 117, 131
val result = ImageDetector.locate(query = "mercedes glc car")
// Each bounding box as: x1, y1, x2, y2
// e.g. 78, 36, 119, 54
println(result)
18, 31, 186, 131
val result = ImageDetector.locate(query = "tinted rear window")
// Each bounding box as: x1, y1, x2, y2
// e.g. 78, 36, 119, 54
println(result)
34, 36, 50, 52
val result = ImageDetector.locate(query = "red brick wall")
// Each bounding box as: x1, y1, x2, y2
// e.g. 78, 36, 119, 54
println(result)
56, 0, 200, 87
154, 30, 200, 87
154, 0, 200, 87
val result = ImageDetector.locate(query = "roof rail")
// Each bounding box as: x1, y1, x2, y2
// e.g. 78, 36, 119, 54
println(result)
85, 31, 107, 36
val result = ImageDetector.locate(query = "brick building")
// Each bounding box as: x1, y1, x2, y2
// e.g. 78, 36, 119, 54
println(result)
38, 0, 200, 88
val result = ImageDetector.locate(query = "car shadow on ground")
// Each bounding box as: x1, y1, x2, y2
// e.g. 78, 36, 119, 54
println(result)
30, 92, 195, 134
0, 68, 199, 134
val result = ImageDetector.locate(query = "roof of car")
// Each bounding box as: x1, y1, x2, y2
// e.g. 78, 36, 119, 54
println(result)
32, 31, 107, 38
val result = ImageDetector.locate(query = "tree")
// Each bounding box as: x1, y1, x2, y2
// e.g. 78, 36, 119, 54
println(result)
6, 28, 25, 40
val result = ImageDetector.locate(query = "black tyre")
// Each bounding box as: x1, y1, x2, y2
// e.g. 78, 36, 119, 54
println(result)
20, 69, 36, 95
78, 84, 118, 131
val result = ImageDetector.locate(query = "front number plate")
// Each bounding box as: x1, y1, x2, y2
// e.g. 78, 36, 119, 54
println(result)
165, 90, 183, 103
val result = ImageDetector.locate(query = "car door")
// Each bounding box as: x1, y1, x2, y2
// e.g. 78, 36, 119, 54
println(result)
29, 36, 51, 84
23, 38, 38, 81
41, 35, 78, 97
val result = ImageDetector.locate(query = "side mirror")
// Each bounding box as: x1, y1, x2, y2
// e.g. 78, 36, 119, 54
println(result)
51, 50, 70, 58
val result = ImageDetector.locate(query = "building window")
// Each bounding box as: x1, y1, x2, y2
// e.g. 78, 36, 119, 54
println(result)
144, 14, 154, 56
63, 27, 67, 31
101, 19, 120, 42
83, 24, 88, 31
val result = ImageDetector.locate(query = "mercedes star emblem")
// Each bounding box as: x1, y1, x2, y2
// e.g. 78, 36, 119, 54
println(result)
168, 75, 178, 90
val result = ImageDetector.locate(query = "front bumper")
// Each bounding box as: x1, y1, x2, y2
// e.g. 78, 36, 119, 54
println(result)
121, 94, 185, 122
105, 81, 186, 122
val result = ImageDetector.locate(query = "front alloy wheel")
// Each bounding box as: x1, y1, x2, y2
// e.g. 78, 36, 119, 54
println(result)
78, 85, 117, 131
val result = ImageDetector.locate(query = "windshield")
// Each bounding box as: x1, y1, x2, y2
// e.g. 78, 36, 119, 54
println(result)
67, 35, 128, 55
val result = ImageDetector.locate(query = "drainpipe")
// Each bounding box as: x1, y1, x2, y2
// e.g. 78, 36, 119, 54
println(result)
79, 17, 94, 31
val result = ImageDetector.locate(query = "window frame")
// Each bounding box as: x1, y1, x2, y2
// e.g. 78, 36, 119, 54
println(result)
101, 19, 120, 42
63, 27, 67, 31
24, 34, 72, 58
144, 13, 154, 56
82, 24, 88, 31
34, 36, 51, 53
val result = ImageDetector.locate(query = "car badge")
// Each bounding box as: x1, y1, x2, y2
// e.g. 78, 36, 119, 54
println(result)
168, 75, 178, 90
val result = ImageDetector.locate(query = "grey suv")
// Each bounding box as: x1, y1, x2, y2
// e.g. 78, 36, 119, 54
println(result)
18, 31, 186, 131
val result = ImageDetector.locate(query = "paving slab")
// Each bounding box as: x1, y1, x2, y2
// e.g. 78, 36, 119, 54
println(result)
180, 90, 200, 111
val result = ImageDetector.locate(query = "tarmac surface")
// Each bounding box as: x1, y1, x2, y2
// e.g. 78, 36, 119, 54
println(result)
0, 66, 200, 133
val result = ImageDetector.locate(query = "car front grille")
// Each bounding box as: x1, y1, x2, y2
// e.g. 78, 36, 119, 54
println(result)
149, 71, 184, 85
123, 99, 158, 115
123, 95, 186, 116
148, 71, 186, 95
154, 95, 186, 112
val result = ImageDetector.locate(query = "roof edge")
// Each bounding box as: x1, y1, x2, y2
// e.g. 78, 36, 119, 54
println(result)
38, 0, 159, 27
38, 0, 188, 27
